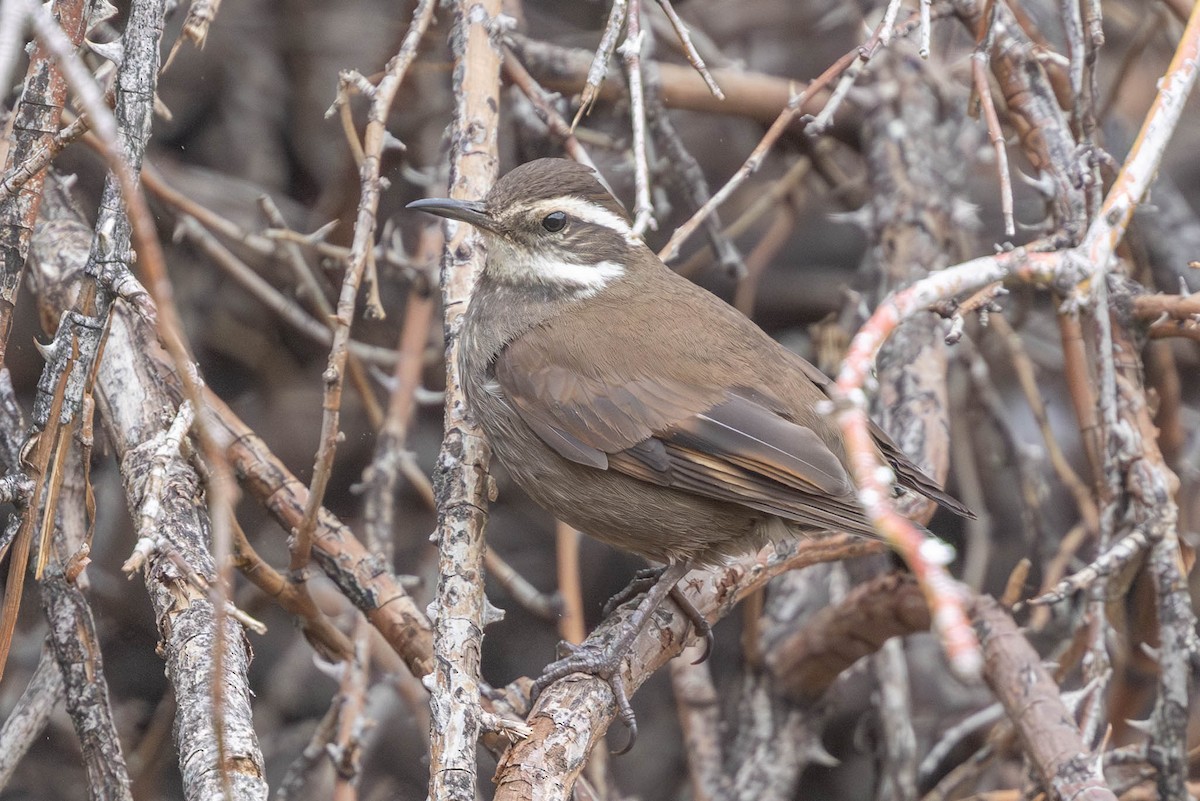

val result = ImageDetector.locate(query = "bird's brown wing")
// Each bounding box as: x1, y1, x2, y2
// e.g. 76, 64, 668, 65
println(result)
494, 344, 875, 534
774, 349, 974, 519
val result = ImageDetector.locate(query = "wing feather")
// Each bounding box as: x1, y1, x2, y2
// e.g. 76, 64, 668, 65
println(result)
495, 341, 872, 531
494, 330, 968, 529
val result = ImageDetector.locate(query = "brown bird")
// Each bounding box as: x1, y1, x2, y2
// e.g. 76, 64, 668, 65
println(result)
409, 158, 967, 746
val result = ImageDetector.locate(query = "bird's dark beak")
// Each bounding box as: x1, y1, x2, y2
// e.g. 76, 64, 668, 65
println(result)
406, 197, 496, 232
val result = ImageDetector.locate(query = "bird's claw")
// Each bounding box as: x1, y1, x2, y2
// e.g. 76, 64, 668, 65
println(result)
529, 641, 641, 754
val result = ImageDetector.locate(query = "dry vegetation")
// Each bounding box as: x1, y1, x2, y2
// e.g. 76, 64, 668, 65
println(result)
0, 0, 1198, 799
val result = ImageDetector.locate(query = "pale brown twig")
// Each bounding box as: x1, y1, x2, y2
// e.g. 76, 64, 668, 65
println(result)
484, 547, 561, 622
554, 521, 585, 645
658, 47, 859, 262
292, 0, 436, 577
653, 0, 723, 99
572, 0, 626, 127
360, 223, 439, 560
1099, 5, 1167, 122
620, 0, 656, 234
230, 519, 354, 662
675, 155, 810, 279
948, 372, 990, 591
1132, 291, 1200, 321
732, 204, 795, 316
503, 52, 601, 174
510, 34, 836, 132
971, 52, 1015, 237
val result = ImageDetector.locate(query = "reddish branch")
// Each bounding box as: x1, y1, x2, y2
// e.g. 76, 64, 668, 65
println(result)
831, 0, 1200, 686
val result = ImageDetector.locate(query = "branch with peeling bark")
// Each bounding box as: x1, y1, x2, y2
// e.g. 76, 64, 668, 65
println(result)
426, 3, 502, 801
492, 535, 885, 800
3, 1, 1199, 798
28, 204, 268, 799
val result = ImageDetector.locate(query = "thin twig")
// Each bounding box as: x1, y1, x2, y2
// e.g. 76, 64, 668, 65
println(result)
554, 521, 585, 645
1024, 529, 1150, 608
620, 0, 656, 234
971, 52, 1015, 237
0, 644, 64, 787
877, 0, 907, 48
653, 0, 723, 99
658, 47, 859, 262
484, 547, 562, 622
572, 0, 627, 127
231, 519, 353, 662
503, 52, 601, 174
919, 0, 933, 57
292, 0, 436, 577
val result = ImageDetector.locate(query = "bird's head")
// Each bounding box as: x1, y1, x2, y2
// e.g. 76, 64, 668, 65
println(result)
407, 159, 643, 296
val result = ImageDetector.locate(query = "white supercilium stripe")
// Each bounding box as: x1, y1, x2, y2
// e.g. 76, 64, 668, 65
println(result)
528, 197, 638, 244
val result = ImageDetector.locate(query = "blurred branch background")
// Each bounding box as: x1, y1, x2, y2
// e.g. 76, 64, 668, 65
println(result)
0, 0, 1197, 798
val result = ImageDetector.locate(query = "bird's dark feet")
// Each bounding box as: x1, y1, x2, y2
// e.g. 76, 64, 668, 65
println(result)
602, 567, 664, 616
530, 640, 640, 754
603, 566, 714, 663
530, 562, 696, 753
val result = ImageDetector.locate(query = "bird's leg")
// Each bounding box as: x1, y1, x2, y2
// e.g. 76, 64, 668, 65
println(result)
603, 565, 713, 663
601, 566, 664, 616
530, 560, 694, 753
667, 584, 714, 663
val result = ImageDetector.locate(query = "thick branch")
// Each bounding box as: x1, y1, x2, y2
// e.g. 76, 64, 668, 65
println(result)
427, 2, 502, 800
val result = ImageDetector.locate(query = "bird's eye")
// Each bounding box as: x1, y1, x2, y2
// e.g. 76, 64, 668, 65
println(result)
541, 211, 567, 233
